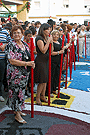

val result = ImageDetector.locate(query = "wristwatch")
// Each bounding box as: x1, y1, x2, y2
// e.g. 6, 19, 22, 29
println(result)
57, 51, 59, 55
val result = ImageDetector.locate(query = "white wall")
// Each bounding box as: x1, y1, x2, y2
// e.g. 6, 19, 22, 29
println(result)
28, 0, 90, 24
69, 0, 84, 14
29, 0, 50, 17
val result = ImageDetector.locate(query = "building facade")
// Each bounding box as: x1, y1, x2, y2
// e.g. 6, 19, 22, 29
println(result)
29, 0, 90, 24
0, 0, 90, 24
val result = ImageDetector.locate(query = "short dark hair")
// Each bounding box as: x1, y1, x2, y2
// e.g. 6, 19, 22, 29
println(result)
59, 18, 62, 21
25, 22, 30, 27
24, 29, 32, 36
35, 21, 41, 26
78, 24, 82, 28
12, 17, 18, 24
6, 23, 12, 29
24, 21, 28, 25
1, 18, 5, 23
11, 25, 23, 36
47, 19, 53, 25
31, 20, 35, 23
4, 26, 11, 32
29, 26, 36, 35
21, 25, 26, 31
70, 23, 74, 26
38, 23, 50, 39
8, 15, 11, 18
47, 19, 54, 30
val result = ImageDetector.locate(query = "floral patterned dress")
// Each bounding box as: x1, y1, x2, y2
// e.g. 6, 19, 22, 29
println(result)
5, 40, 30, 111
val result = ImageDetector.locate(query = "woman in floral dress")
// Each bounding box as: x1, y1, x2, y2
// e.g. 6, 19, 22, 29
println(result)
5, 25, 35, 124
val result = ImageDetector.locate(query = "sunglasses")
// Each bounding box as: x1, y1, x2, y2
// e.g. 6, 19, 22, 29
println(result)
59, 29, 63, 31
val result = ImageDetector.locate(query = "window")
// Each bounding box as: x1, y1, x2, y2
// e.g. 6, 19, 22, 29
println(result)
34, 1, 40, 9
66, 5, 69, 8
84, 6, 87, 8
63, 4, 69, 8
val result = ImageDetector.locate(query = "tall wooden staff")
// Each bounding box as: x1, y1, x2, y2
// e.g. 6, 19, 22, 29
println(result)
30, 38, 34, 118
48, 35, 51, 106
85, 35, 87, 58
65, 33, 69, 89
58, 34, 65, 98
77, 38, 79, 62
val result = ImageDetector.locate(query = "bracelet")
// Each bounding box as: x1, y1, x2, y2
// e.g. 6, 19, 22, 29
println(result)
57, 51, 59, 55
25, 62, 27, 67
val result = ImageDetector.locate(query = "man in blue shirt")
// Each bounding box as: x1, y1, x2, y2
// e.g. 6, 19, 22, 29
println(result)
0, 18, 11, 102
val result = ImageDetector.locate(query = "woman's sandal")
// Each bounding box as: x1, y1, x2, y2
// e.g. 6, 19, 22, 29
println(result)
15, 116, 27, 124
14, 111, 27, 116
36, 102, 42, 106
40, 95, 48, 103
19, 112, 27, 116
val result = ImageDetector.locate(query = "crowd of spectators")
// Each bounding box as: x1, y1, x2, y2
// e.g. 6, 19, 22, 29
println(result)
0, 15, 90, 123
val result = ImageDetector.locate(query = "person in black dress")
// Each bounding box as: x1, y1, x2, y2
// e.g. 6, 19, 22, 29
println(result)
51, 30, 67, 94
34, 23, 53, 105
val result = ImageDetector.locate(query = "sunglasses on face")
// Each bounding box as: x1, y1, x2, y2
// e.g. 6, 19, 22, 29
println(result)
59, 29, 63, 31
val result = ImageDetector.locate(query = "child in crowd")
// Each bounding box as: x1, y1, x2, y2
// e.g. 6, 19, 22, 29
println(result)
24, 29, 32, 49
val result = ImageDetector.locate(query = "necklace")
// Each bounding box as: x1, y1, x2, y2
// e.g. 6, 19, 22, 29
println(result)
18, 43, 25, 51
21, 47, 25, 51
